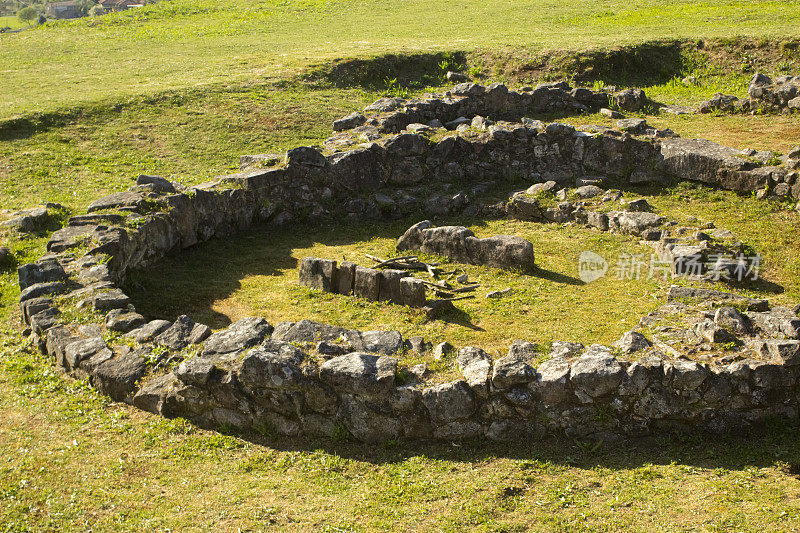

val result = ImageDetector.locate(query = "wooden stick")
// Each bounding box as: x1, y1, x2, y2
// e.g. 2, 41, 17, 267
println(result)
452, 284, 480, 293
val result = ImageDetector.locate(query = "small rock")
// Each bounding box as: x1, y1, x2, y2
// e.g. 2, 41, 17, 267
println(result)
317, 340, 347, 358
614, 331, 652, 354
486, 288, 512, 299
623, 198, 652, 212
446, 71, 470, 83
600, 108, 623, 119
0, 247, 11, 269
433, 341, 453, 360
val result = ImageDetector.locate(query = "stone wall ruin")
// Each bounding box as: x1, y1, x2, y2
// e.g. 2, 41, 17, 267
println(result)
15, 80, 800, 444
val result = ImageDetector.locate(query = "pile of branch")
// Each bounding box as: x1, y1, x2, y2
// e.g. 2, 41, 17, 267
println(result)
364, 254, 480, 301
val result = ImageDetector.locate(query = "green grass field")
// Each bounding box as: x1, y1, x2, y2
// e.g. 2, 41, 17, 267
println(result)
1, 0, 800, 118
2, 0, 800, 529
0, 15, 26, 29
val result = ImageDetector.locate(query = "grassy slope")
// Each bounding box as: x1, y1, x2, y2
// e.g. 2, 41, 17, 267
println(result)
1, 0, 800, 118
2, 0, 800, 530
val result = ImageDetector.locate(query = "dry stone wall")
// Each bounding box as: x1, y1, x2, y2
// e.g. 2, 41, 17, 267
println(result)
15, 81, 800, 444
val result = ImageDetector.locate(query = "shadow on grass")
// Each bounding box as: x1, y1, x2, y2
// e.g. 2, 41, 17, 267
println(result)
206, 414, 800, 472
533, 266, 585, 286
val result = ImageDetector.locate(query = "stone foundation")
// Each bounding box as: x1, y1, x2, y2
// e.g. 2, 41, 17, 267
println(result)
15, 81, 800, 443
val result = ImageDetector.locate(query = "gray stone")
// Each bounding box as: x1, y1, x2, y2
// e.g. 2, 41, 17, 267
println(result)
617, 212, 664, 235
201, 317, 273, 358
346, 330, 403, 355
397, 220, 535, 272
298, 257, 337, 292
422, 380, 475, 424
188, 324, 212, 345
274, 319, 348, 344
319, 352, 397, 396
136, 175, 175, 193
714, 307, 751, 335
175, 357, 216, 386
534, 356, 572, 405
133, 373, 177, 415
616, 118, 649, 135
126, 320, 171, 343
286, 146, 326, 168
696, 319, 737, 344
18, 258, 66, 290
666, 360, 708, 390
600, 108, 623, 119
378, 269, 408, 303
2, 207, 50, 233
64, 337, 111, 371
574, 185, 604, 199
667, 285, 768, 311
614, 331, 652, 354
399, 277, 426, 307
492, 350, 537, 390
550, 341, 584, 359
333, 112, 367, 131
456, 347, 492, 390
19, 282, 68, 303
335, 261, 357, 295
624, 198, 652, 212
153, 315, 197, 350
613, 88, 647, 112
766, 340, 800, 365
354, 266, 381, 301
238, 345, 306, 390
90, 289, 131, 312
93, 353, 147, 401
570, 352, 625, 398
105, 311, 146, 333
433, 341, 453, 360
336, 396, 401, 443
87, 191, 149, 213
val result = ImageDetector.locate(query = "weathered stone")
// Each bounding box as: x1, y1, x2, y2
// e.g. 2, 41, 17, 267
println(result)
299, 257, 337, 292
19, 281, 68, 303
614, 331, 652, 354
126, 320, 171, 343
133, 373, 177, 415
238, 345, 306, 390
570, 351, 625, 398
64, 337, 112, 371
613, 88, 647, 112
18, 258, 66, 291
286, 146, 327, 168
336, 396, 401, 443
335, 261, 357, 295
397, 221, 535, 272
550, 341, 584, 359
766, 340, 800, 365
422, 380, 475, 424
106, 310, 146, 333
2, 207, 50, 233
175, 357, 216, 386
274, 319, 349, 344
457, 347, 492, 390
617, 212, 664, 235
137, 175, 175, 193
90, 289, 131, 312
346, 330, 403, 355
354, 266, 381, 301
153, 315, 197, 350
696, 319, 736, 344
87, 191, 149, 213
319, 352, 396, 396
93, 353, 147, 401
399, 277, 426, 307
201, 317, 273, 358
666, 360, 708, 390
667, 286, 768, 311
378, 269, 408, 303
492, 349, 537, 390
333, 112, 367, 131
714, 307, 751, 335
